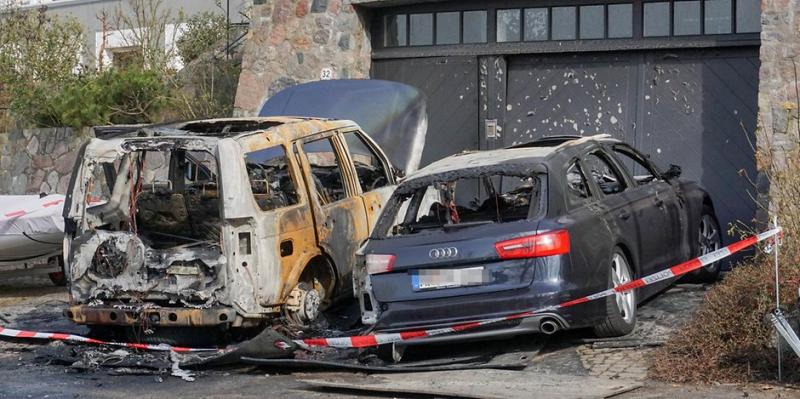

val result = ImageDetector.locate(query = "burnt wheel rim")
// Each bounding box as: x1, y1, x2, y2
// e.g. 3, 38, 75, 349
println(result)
611, 253, 635, 324
699, 215, 720, 271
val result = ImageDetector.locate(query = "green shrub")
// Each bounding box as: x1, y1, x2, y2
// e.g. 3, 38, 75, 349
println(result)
176, 11, 227, 63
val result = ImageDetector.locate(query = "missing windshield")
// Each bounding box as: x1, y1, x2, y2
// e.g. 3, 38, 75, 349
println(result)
386, 174, 542, 236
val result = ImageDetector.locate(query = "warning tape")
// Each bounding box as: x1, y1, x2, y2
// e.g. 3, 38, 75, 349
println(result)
0, 227, 782, 352
2, 196, 64, 219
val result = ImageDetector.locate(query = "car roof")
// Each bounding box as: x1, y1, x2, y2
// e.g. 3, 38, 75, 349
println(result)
92, 117, 359, 142
404, 134, 618, 183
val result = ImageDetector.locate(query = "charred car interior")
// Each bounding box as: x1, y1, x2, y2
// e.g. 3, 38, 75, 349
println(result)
62, 117, 401, 343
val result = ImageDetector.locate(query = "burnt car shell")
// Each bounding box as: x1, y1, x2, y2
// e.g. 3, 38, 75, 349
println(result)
357, 135, 718, 344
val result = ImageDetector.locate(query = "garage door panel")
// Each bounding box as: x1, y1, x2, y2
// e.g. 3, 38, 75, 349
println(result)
373, 57, 480, 167
638, 50, 759, 239
506, 54, 638, 146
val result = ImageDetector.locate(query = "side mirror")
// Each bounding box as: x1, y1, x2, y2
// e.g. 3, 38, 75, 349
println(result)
663, 164, 682, 180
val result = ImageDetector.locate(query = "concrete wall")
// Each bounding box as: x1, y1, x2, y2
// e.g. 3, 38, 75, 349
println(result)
0, 128, 92, 195
233, 0, 371, 115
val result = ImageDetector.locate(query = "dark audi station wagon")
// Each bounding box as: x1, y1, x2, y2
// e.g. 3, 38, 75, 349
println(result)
355, 135, 721, 343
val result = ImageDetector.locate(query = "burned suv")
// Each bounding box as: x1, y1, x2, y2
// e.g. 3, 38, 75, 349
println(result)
63, 117, 399, 332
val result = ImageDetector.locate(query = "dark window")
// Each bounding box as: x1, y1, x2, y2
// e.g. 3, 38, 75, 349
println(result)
736, 0, 761, 33
384, 14, 407, 47
566, 162, 591, 202
436, 12, 460, 45
705, 0, 732, 34
463, 10, 488, 43
524, 8, 549, 41
410, 13, 433, 46
612, 147, 658, 185
343, 132, 391, 192
302, 138, 347, 204
643, 2, 670, 37
607, 4, 633, 38
580, 5, 605, 39
552, 6, 577, 40
497, 9, 521, 42
674, 1, 701, 35
245, 146, 299, 212
583, 152, 627, 195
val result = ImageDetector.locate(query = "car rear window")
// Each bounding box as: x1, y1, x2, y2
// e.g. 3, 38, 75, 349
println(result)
381, 173, 542, 237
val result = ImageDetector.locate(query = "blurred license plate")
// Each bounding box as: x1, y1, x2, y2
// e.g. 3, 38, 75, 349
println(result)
412, 267, 486, 291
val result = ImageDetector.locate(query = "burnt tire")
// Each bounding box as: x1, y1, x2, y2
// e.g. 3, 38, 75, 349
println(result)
593, 248, 637, 338
682, 206, 722, 284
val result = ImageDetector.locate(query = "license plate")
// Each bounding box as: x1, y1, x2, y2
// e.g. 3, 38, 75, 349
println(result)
412, 267, 487, 291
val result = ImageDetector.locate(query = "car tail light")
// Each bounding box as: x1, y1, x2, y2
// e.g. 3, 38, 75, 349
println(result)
366, 254, 396, 275
494, 230, 570, 260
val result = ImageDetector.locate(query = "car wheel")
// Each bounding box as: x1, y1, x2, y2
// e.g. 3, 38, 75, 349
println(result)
593, 249, 637, 338
283, 281, 322, 327
683, 207, 722, 284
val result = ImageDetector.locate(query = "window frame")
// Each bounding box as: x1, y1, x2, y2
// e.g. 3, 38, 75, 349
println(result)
580, 149, 630, 197
340, 129, 395, 194
565, 158, 595, 208
243, 144, 304, 213
610, 144, 664, 187
298, 134, 354, 206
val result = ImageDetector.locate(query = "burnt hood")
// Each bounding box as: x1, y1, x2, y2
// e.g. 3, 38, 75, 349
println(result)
258, 79, 428, 174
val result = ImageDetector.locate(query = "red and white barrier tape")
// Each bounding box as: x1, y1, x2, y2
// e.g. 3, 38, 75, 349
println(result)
0, 228, 782, 352
2, 197, 64, 219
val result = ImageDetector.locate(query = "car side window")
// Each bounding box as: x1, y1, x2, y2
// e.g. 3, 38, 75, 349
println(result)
583, 152, 627, 195
566, 161, 591, 202
343, 132, 391, 192
244, 145, 299, 212
612, 147, 658, 185
302, 138, 347, 205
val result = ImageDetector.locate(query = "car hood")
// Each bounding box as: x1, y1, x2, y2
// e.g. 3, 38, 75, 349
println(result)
259, 79, 428, 174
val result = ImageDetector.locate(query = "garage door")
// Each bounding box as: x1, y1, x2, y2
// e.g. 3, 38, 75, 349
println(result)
505, 47, 759, 246
373, 57, 480, 167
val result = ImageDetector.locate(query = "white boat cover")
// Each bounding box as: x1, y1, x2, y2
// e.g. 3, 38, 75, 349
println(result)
0, 195, 65, 236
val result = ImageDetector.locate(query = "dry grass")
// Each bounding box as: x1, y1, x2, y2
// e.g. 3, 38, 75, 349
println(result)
652, 114, 800, 383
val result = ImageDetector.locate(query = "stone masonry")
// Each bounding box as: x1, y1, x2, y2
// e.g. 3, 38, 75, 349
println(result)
0, 128, 92, 195
233, 0, 372, 115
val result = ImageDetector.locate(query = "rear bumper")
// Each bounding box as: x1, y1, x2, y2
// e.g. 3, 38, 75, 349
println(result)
378, 312, 569, 347
65, 305, 237, 327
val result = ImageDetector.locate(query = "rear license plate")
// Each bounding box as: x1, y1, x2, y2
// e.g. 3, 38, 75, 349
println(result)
412, 267, 487, 291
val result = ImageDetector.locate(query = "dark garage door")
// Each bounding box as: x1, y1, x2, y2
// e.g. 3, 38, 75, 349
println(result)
505, 47, 759, 244
372, 56, 480, 167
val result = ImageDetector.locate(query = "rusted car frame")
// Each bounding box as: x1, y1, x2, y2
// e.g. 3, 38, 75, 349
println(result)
63, 117, 397, 331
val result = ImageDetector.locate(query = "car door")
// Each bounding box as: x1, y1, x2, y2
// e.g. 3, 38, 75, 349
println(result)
607, 144, 683, 280
339, 129, 396, 229
579, 150, 640, 271
296, 134, 370, 296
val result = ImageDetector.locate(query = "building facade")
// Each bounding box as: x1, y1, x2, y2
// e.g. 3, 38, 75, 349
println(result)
16, 0, 251, 69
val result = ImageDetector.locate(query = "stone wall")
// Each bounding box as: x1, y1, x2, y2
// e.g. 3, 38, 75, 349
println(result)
0, 128, 92, 195
233, 0, 372, 115
758, 0, 800, 148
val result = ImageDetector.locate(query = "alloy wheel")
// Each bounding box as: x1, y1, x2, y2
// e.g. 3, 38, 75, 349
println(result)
611, 253, 635, 324
699, 214, 721, 271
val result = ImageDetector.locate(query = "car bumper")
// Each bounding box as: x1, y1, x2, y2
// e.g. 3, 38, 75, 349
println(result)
65, 305, 237, 327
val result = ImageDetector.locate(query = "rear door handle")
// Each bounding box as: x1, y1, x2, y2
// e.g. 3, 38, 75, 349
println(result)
618, 210, 631, 220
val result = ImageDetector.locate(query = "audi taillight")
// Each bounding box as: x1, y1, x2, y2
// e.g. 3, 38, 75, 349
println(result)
366, 254, 396, 275
494, 230, 570, 260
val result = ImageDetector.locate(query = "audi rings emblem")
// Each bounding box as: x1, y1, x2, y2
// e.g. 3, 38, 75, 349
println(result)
429, 247, 459, 259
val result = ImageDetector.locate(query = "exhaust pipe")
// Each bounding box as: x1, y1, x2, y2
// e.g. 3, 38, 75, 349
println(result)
539, 319, 560, 335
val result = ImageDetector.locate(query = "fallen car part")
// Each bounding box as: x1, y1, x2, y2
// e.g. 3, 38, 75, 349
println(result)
0, 227, 780, 353
240, 356, 527, 372
65, 305, 237, 327
770, 309, 800, 359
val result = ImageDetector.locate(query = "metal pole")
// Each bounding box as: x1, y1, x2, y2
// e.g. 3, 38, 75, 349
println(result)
226, 0, 231, 59
774, 215, 782, 382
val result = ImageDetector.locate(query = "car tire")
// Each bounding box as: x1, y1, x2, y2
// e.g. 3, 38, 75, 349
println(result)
682, 206, 722, 284
593, 248, 637, 338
